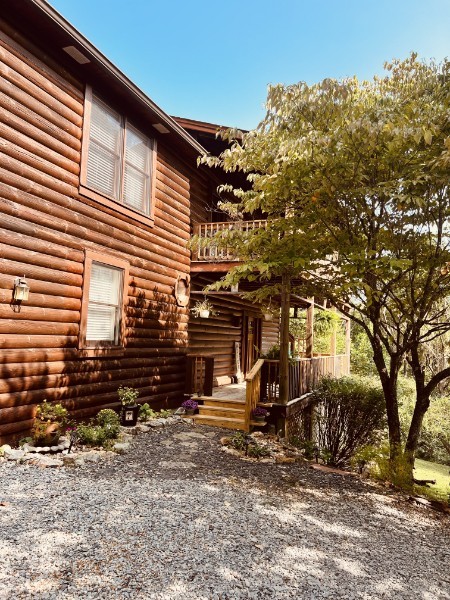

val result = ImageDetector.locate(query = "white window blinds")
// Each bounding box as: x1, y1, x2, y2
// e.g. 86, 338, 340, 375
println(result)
84, 91, 154, 217
87, 96, 123, 198
86, 262, 123, 344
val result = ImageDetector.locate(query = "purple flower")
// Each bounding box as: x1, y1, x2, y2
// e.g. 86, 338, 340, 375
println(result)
182, 399, 198, 411
252, 407, 269, 418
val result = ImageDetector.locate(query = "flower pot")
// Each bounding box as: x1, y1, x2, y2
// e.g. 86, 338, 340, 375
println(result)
184, 408, 196, 415
263, 313, 273, 321
199, 309, 210, 318
33, 423, 61, 447
253, 415, 267, 423
120, 404, 139, 426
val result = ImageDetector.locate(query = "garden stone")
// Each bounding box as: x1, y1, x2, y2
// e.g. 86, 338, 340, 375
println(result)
50, 446, 60, 452
62, 454, 81, 467
0, 445, 11, 456
148, 420, 165, 428
30, 455, 63, 468
135, 424, 150, 433
113, 442, 130, 454
82, 451, 102, 463
4, 449, 26, 461
120, 433, 133, 443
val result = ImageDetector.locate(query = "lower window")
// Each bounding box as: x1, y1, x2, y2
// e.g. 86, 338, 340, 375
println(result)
79, 251, 129, 351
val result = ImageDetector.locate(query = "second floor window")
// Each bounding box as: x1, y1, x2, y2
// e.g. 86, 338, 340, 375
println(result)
82, 88, 155, 217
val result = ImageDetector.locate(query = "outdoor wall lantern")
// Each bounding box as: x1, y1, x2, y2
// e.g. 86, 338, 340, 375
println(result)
13, 276, 30, 302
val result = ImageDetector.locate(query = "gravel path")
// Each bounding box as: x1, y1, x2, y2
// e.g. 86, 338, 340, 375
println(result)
1, 422, 449, 600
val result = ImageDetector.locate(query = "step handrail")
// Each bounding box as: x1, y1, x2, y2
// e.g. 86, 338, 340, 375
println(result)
244, 358, 265, 431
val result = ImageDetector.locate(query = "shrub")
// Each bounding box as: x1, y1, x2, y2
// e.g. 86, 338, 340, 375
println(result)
139, 403, 157, 422
247, 443, 271, 458
76, 424, 108, 447
312, 376, 386, 468
96, 409, 120, 438
118, 386, 139, 406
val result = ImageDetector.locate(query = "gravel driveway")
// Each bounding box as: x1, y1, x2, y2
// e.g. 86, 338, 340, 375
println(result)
1, 421, 449, 600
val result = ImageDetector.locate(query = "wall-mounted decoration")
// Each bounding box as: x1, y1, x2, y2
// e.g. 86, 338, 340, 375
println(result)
175, 274, 190, 307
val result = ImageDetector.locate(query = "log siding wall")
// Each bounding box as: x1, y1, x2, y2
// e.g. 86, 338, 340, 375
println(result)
0, 27, 198, 442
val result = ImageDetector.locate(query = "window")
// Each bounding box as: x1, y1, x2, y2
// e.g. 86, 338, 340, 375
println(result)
79, 250, 129, 353
80, 86, 156, 226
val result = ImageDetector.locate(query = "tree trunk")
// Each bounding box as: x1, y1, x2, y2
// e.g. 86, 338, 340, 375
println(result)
279, 271, 291, 405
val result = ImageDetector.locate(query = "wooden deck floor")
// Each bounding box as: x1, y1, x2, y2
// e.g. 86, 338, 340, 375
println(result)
211, 382, 246, 402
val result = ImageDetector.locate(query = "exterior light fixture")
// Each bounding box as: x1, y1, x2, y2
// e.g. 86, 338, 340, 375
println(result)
13, 276, 30, 302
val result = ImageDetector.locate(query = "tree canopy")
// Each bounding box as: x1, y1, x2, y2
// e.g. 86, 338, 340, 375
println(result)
200, 54, 450, 477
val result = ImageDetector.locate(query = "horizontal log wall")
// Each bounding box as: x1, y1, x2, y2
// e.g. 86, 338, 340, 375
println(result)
0, 26, 201, 442
188, 277, 275, 385
261, 320, 280, 354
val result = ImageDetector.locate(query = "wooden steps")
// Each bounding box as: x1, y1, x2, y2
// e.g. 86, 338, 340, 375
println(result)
193, 415, 246, 430
185, 395, 247, 430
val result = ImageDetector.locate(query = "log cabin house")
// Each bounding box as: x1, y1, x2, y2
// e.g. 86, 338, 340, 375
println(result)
0, 0, 349, 443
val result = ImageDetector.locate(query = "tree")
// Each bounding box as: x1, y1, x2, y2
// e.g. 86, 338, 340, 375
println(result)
200, 55, 450, 482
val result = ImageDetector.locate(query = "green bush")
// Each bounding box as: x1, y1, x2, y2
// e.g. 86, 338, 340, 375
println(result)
96, 409, 120, 438
312, 376, 386, 467
139, 403, 156, 422
77, 408, 120, 447
76, 424, 108, 446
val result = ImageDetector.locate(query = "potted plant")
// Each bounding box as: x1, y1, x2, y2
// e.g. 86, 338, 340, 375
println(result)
32, 400, 68, 446
118, 386, 140, 427
191, 298, 218, 319
252, 407, 269, 423
181, 398, 198, 415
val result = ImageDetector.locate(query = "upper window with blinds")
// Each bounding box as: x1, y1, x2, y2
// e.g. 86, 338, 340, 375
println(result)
80, 87, 156, 225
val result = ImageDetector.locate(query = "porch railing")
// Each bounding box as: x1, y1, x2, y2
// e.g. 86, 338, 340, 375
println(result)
244, 358, 265, 430
193, 220, 267, 262
260, 354, 350, 402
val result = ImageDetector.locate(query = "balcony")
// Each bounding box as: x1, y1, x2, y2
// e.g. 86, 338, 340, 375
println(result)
192, 220, 267, 271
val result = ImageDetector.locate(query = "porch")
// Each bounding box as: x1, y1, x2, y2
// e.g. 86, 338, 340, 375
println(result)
186, 354, 350, 432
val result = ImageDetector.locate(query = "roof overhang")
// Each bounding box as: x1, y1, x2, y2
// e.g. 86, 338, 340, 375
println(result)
0, 0, 207, 158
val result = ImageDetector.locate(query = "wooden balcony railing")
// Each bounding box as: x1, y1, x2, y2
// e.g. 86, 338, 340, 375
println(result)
193, 220, 267, 262
260, 354, 350, 402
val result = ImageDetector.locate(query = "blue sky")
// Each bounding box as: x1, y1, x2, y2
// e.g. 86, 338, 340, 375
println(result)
49, 0, 450, 130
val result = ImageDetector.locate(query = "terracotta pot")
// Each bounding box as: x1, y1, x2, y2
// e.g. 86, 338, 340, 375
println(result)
34, 423, 61, 446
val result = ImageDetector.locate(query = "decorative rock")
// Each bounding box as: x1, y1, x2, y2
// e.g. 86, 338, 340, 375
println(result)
4, 449, 26, 461
82, 451, 103, 463
0, 444, 11, 456
62, 454, 83, 467
113, 442, 130, 454
50, 446, 60, 452
148, 420, 165, 428
41, 446, 50, 453
30, 455, 63, 468
120, 433, 133, 443
135, 424, 150, 433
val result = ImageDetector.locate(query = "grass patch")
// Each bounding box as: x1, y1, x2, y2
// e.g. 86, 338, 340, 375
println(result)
414, 458, 450, 503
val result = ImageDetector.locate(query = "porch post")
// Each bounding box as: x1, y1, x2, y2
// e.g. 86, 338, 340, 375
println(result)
279, 271, 291, 405
345, 316, 351, 374
329, 307, 337, 377
305, 297, 314, 391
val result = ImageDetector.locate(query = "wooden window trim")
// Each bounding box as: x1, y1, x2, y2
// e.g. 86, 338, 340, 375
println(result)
80, 85, 157, 227
79, 249, 129, 357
